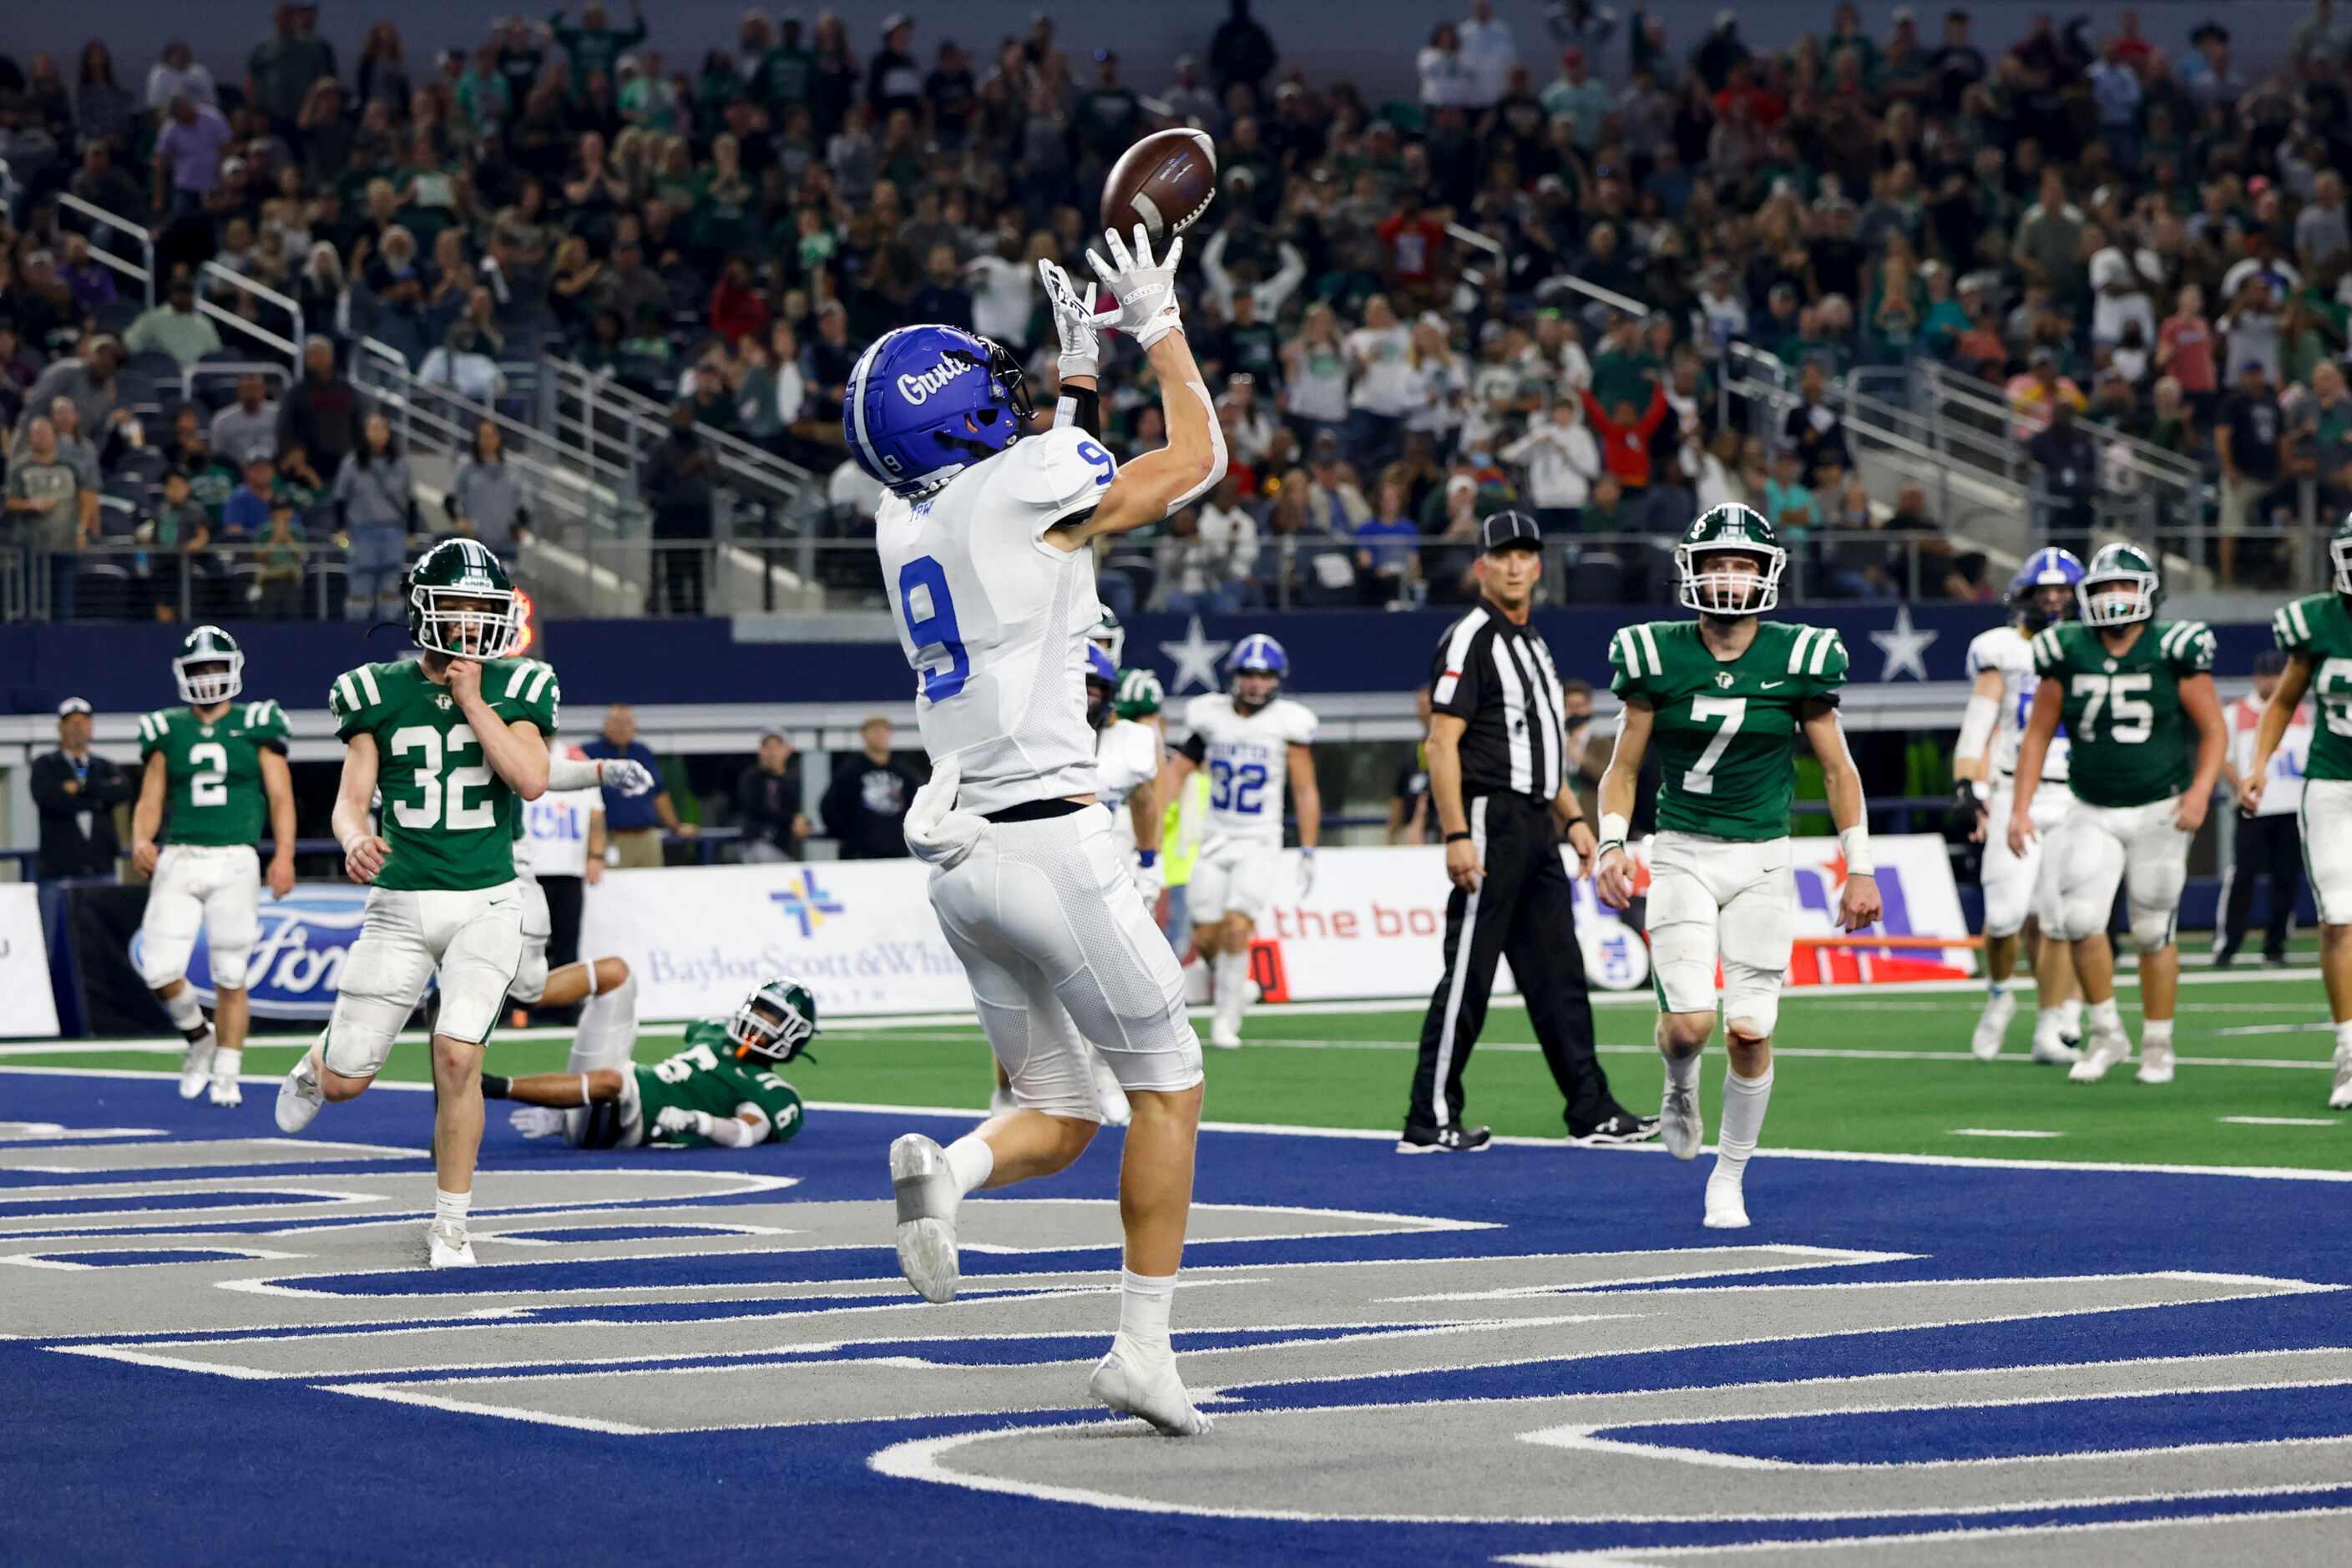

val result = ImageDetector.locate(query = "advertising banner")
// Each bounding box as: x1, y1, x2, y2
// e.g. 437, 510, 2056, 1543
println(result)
126, 884, 373, 1020
0, 884, 59, 1038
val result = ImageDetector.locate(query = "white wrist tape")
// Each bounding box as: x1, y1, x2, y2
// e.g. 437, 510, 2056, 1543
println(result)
547, 756, 602, 791
1840, 825, 1875, 877
1957, 694, 1998, 763
1599, 812, 1630, 851
1160, 379, 1228, 517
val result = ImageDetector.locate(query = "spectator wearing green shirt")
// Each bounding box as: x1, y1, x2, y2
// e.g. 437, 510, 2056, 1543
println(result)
756, 15, 816, 114
246, 3, 337, 131
1763, 449, 1818, 542
125, 273, 225, 370
142, 467, 212, 620
6, 418, 89, 615
550, 3, 647, 90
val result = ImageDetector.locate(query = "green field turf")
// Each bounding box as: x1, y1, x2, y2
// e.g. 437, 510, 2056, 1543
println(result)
12, 967, 2345, 1171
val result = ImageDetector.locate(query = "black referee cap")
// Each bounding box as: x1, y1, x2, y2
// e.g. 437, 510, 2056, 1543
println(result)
1479, 510, 1542, 554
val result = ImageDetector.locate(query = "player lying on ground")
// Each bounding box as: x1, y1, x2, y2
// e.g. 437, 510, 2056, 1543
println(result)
2244, 513, 2352, 1110
1597, 505, 1883, 1230
1167, 633, 1320, 1049
1957, 549, 2086, 1065
2010, 543, 2223, 1087
131, 626, 297, 1106
274, 540, 654, 1268
857, 224, 1226, 1434
490, 975, 812, 1149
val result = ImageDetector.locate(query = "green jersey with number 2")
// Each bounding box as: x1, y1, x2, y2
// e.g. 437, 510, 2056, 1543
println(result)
136, 701, 289, 847
1608, 620, 1849, 841
2274, 592, 2352, 782
633, 1019, 806, 1146
326, 656, 561, 891
2029, 619, 2214, 807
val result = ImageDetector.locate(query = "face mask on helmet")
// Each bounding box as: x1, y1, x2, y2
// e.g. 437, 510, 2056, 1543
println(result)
2021, 584, 2075, 630
2077, 572, 2156, 627
175, 654, 243, 706
729, 990, 816, 1064
1086, 677, 1114, 730
415, 587, 525, 659
1677, 545, 1783, 616
2334, 532, 2352, 598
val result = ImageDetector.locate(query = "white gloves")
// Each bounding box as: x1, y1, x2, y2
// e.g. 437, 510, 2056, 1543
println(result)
598, 758, 657, 797
1038, 259, 1104, 382
508, 1106, 563, 1139
655, 1105, 712, 1138
1133, 852, 1165, 905
903, 758, 985, 870
1085, 225, 1185, 351
1297, 848, 1318, 900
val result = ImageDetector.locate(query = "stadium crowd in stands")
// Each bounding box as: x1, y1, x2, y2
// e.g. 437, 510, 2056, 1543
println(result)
3, 2, 2351, 619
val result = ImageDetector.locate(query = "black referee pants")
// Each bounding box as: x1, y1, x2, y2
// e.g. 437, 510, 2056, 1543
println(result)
1406, 792, 1615, 1136
2218, 813, 2304, 963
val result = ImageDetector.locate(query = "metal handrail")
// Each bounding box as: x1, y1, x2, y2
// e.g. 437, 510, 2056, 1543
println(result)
198, 260, 307, 357
544, 354, 816, 490
1914, 360, 2203, 494
57, 193, 158, 306
1535, 269, 1650, 322
183, 361, 292, 402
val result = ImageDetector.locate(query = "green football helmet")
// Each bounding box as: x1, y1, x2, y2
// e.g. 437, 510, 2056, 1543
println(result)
728, 976, 819, 1065
1677, 504, 1787, 617
406, 539, 526, 659
173, 624, 244, 706
1090, 607, 1125, 665
1113, 666, 1164, 721
2333, 512, 2352, 597
2078, 541, 2160, 628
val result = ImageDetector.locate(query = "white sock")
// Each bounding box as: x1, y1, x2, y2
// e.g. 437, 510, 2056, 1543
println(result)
210, 1046, 242, 1080
1663, 1051, 1699, 1090
2062, 997, 2085, 1034
943, 1135, 994, 1198
296, 1037, 324, 1083
433, 1188, 471, 1230
1117, 1268, 1177, 1356
1712, 1066, 1774, 1182
2088, 998, 2123, 1039
161, 988, 206, 1035
1212, 949, 1251, 1033
2033, 1006, 2066, 1043
2335, 1019, 2352, 1056
2142, 1018, 2173, 1052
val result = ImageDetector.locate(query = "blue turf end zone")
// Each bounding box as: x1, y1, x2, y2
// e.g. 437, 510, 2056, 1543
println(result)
3, 1069, 2349, 1565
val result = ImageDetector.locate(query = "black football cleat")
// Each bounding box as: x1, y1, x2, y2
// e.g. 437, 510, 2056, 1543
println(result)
1395, 1124, 1493, 1155
1568, 1108, 1661, 1146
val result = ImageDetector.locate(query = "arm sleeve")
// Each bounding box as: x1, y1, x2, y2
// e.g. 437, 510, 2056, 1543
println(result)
1807, 627, 1852, 697
2167, 620, 2218, 676
138, 711, 169, 763
492, 659, 563, 735
2029, 627, 2065, 677
250, 701, 291, 753
327, 667, 376, 742
2275, 603, 2313, 656
1177, 731, 1208, 766
1605, 624, 1647, 701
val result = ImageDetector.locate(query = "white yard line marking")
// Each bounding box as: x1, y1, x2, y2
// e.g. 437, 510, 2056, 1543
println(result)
1950, 1129, 2066, 1140
2220, 1116, 2339, 1128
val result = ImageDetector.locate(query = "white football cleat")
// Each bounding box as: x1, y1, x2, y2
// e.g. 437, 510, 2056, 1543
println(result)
1970, 989, 2016, 1060
207, 1074, 243, 1108
2135, 1039, 2175, 1085
426, 1221, 476, 1268
1702, 1169, 1750, 1230
176, 1030, 215, 1099
1659, 1076, 1702, 1161
1090, 1052, 1131, 1128
2030, 1034, 2083, 1065
1206, 1025, 1243, 1050
274, 1048, 325, 1132
2069, 1031, 2132, 1084
2330, 1046, 2352, 1111
889, 1134, 961, 1303
1090, 1337, 1213, 1435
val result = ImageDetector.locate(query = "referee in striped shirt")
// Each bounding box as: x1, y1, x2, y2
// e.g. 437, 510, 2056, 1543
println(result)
1400, 513, 1657, 1152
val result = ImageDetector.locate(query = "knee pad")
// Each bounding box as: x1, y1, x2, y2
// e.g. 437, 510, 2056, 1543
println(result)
509, 945, 549, 1006
1722, 960, 1782, 1043
1646, 920, 1719, 1019
2129, 902, 2178, 953
208, 938, 254, 992
137, 943, 190, 990
321, 1018, 395, 1080
1980, 868, 2033, 940
2053, 882, 2115, 943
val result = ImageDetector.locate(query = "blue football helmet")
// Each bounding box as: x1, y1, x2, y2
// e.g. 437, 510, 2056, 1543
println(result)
1230, 633, 1288, 685
842, 324, 1034, 497
2009, 546, 2084, 632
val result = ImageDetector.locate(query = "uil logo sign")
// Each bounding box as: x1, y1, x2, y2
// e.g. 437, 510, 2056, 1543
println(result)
131, 885, 373, 1018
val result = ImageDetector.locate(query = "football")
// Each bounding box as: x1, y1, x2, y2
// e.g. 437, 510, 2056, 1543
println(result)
1100, 128, 1219, 247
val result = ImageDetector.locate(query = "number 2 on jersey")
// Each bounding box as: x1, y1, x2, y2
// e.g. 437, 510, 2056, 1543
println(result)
1681, 696, 1746, 795
897, 556, 970, 701
1211, 759, 1269, 812
187, 742, 229, 807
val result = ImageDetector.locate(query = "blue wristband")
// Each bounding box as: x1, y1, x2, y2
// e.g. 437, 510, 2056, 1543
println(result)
1136, 849, 1158, 868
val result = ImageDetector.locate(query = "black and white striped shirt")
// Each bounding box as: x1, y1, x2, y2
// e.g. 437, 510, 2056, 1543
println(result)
1429, 599, 1567, 802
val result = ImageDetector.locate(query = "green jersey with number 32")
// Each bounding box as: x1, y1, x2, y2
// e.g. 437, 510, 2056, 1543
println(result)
326, 657, 560, 891
635, 1020, 805, 1146
136, 701, 289, 847
1608, 620, 1849, 841
2030, 620, 2214, 807
2274, 592, 2352, 781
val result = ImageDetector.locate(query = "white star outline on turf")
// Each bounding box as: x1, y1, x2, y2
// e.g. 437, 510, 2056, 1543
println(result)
1160, 615, 1232, 693
1869, 604, 1939, 682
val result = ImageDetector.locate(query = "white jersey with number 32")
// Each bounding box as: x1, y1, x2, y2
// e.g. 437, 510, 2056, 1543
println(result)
875, 427, 1122, 816
1966, 625, 2071, 784
1184, 693, 1318, 847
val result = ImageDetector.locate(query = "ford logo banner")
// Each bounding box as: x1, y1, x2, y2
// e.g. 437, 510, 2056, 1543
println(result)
130, 885, 382, 1019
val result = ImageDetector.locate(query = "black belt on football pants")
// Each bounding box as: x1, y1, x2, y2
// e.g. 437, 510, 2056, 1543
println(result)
1404, 791, 1614, 1136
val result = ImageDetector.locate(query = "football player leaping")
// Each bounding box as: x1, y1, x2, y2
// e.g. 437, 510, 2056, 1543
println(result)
2010, 544, 2224, 1086
854, 224, 1226, 1434
1169, 635, 1322, 1049
492, 975, 813, 1151
2243, 515, 2352, 1109
274, 540, 655, 1268
130, 626, 297, 1106
1596, 505, 1884, 1230
1957, 549, 2086, 1064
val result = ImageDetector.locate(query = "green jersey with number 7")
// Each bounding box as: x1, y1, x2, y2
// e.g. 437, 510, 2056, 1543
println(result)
326, 655, 562, 890
2029, 618, 2214, 808
1608, 618, 1850, 841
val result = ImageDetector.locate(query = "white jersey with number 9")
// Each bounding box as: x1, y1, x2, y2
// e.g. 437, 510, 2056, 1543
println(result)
876, 426, 1121, 815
